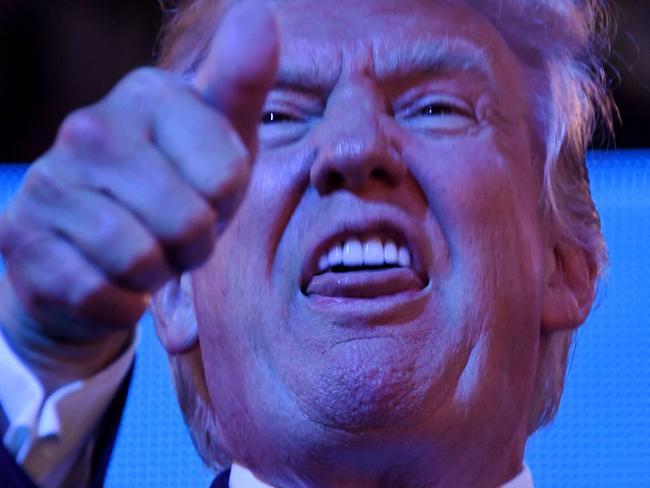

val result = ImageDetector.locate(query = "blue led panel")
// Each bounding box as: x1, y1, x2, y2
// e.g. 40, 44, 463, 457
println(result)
0, 151, 647, 486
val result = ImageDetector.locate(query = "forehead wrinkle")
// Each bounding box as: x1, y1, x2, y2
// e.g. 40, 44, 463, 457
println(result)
275, 43, 342, 92
372, 38, 494, 83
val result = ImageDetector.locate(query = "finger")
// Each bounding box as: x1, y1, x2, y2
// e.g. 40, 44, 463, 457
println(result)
89, 152, 217, 272
4, 231, 149, 335
23, 152, 216, 274
99, 68, 251, 219
40, 187, 175, 292
151, 88, 250, 222
194, 1, 280, 150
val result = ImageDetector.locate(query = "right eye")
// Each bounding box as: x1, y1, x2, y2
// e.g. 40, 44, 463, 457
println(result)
258, 108, 310, 148
258, 94, 321, 147
261, 111, 297, 124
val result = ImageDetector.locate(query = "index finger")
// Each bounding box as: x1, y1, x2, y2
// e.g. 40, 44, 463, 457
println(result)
194, 1, 280, 151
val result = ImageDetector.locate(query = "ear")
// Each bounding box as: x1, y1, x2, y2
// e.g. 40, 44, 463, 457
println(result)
541, 243, 597, 332
150, 273, 199, 354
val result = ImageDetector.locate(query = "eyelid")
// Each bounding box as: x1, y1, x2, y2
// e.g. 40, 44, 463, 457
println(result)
261, 105, 305, 123
396, 93, 474, 119
262, 90, 323, 122
259, 94, 317, 147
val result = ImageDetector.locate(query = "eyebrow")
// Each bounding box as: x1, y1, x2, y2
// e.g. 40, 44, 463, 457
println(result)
372, 39, 493, 82
274, 47, 342, 93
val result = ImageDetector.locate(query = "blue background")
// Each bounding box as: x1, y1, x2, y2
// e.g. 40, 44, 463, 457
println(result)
0, 151, 647, 487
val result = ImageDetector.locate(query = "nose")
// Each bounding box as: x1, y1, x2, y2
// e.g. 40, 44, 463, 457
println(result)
309, 86, 406, 195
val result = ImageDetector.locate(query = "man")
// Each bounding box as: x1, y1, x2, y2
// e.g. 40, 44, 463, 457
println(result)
0, 0, 612, 486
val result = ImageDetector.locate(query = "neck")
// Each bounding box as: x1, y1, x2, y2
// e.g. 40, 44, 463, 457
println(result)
244, 428, 526, 488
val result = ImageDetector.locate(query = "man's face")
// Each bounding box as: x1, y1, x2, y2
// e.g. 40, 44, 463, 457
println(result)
192, 0, 545, 480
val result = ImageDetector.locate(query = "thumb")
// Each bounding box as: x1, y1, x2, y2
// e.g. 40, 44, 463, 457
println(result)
194, 1, 280, 151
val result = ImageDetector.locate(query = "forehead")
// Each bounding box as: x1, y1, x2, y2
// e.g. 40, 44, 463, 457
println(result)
263, 0, 513, 85
270, 0, 484, 38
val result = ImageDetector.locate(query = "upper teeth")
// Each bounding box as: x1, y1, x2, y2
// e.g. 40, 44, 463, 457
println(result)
317, 237, 412, 273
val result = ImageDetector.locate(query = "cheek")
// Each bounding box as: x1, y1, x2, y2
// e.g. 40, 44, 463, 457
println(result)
193, 146, 308, 327
402, 128, 542, 279
188, 151, 310, 411
192, 242, 277, 453
398, 131, 543, 425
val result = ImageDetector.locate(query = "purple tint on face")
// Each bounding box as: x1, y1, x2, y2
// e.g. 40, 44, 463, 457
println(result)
191, 0, 547, 485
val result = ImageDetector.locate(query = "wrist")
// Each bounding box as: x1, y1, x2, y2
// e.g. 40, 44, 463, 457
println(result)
0, 275, 135, 393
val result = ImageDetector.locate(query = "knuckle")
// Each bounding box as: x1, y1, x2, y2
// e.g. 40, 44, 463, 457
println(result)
57, 108, 109, 149
0, 219, 33, 263
147, 159, 175, 194
86, 208, 127, 248
79, 207, 163, 280
120, 67, 173, 99
19, 262, 69, 312
119, 238, 164, 278
52, 255, 105, 312
145, 169, 216, 242
21, 162, 68, 205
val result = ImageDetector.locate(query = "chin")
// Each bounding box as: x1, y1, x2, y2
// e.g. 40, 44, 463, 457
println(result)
282, 338, 445, 434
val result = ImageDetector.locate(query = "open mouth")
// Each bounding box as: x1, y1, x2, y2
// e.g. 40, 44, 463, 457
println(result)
302, 228, 428, 299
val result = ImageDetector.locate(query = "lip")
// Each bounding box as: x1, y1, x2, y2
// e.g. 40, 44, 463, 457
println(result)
301, 280, 433, 325
306, 268, 424, 298
300, 216, 430, 296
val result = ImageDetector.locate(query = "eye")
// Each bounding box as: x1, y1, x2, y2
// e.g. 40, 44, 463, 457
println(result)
261, 111, 296, 124
398, 96, 475, 132
410, 100, 471, 119
258, 92, 321, 147
417, 103, 456, 117
258, 108, 310, 148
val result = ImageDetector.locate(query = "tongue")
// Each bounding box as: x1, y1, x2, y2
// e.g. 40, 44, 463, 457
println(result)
305, 268, 424, 298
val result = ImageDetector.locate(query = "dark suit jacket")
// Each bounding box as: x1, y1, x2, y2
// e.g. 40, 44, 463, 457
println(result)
211, 470, 231, 488
0, 366, 133, 488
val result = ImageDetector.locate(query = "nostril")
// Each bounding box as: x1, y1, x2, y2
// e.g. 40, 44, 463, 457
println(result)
326, 171, 344, 190
370, 167, 390, 182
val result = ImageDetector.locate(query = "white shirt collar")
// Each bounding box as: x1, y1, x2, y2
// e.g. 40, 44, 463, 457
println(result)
0, 327, 136, 486
229, 462, 533, 488
229, 463, 274, 488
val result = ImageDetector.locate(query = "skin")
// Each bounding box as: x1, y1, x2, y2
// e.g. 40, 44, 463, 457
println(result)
190, 0, 545, 486
0, 2, 278, 389
0, 0, 596, 486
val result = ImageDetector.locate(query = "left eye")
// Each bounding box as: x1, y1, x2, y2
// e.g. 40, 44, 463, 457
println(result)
417, 103, 456, 117
398, 97, 475, 131
261, 111, 296, 124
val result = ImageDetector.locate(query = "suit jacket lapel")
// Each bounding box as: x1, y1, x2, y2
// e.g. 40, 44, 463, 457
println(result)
211, 469, 231, 488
